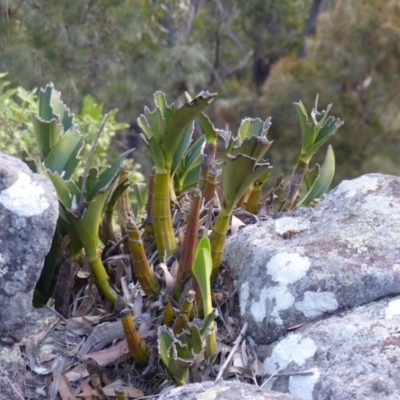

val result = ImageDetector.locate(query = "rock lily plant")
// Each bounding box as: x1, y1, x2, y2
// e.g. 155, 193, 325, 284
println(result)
9, 84, 343, 390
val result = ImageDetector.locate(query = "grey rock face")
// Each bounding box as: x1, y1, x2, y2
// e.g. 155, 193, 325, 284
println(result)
157, 380, 302, 400
0, 152, 58, 336
224, 173, 400, 344
262, 296, 400, 400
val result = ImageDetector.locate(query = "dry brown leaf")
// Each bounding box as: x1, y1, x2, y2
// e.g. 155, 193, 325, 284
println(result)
79, 339, 130, 367
79, 330, 155, 367
58, 374, 77, 400
78, 378, 94, 400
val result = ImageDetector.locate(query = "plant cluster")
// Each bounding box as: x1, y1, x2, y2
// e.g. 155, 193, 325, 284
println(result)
0, 73, 139, 179
1, 83, 343, 395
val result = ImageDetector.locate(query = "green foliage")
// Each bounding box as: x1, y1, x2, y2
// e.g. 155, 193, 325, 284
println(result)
0, 73, 138, 180
260, 0, 400, 180
158, 309, 217, 386
192, 237, 218, 361
0, 80, 140, 305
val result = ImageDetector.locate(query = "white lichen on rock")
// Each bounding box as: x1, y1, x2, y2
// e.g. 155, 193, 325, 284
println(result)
295, 291, 339, 318
0, 172, 49, 217
263, 334, 319, 400
385, 298, 400, 319
333, 175, 379, 198
246, 253, 311, 324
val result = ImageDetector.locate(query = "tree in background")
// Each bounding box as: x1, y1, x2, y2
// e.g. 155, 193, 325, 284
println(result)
0, 0, 311, 116
1, 0, 399, 182
259, 0, 400, 181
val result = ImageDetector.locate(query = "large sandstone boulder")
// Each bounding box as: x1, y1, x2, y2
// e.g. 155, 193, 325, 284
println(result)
224, 173, 400, 344
0, 151, 58, 335
224, 173, 400, 399
158, 380, 302, 400
262, 296, 400, 399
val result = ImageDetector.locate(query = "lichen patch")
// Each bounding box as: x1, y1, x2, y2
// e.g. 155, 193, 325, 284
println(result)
0, 172, 49, 217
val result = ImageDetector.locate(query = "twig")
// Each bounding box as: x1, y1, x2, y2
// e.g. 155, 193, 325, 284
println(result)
261, 369, 314, 388
260, 366, 282, 388
216, 322, 248, 380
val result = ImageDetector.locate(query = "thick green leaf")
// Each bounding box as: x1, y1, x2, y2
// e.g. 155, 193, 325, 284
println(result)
46, 171, 73, 206
301, 125, 338, 163
304, 164, 320, 190
315, 116, 343, 143
145, 107, 166, 142
183, 325, 203, 355
311, 100, 332, 127
49, 87, 74, 132
146, 137, 165, 172
44, 126, 83, 178
32, 116, 62, 158
237, 117, 271, 142
199, 309, 217, 337
82, 178, 119, 251
132, 182, 148, 219
154, 91, 174, 122
137, 112, 154, 139
295, 101, 314, 153
84, 167, 99, 197
162, 91, 216, 167
180, 164, 201, 193
87, 149, 134, 200
184, 136, 205, 168
222, 154, 271, 211
172, 135, 204, 193
298, 145, 335, 206
33, 231, 60, 306
192, 237, 213, 317
171, 123, 195, 177
198, 112, 217, 144
38, 84, 56, 122
158, 326, 191, 386
231, 135, 272, 162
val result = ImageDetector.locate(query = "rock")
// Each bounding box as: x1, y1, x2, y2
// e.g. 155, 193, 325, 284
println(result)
0, 151, 58, 336
224, 173, 400, 344
262, 295, 400, 399
157, 380, 302, 400
0, 307, 59, 400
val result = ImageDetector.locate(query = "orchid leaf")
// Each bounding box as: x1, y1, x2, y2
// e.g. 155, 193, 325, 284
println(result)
32, 117, 62, 158
198, 112, 217, 144
222, 154, 271, 210
231, 135, 272, 162
44, 126, 83, 179
237, 117, 272, 142
294, 100, 314, 152
158, 327, 192, 386
154, 91, 174, 122
132, 182, 148, 219
171, 123, 195, 177
162, 91, 216, 167
87, 149, 134, 200
299, 145, 335, 207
